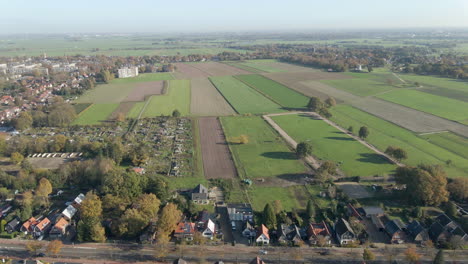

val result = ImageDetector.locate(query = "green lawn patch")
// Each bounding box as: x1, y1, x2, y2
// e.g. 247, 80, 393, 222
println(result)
210, 76, 284, 114
72, 103, 119, 125
220, 116, 307, 179
329, 105, 468, 178
236, 74, 309, 109
141, 80, 190, 117
376, 89, 468, 121
248, 186, 304, 212
272, 114, 396, 177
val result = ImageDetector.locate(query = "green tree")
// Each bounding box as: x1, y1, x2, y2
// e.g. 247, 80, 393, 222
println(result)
296, 142, 313, 158
447, 178, 468, 202
433, 249, 445, 264
272, 200, 283, 215
358, 126, 369, 139
395, 165, 449, 206
118, 208, 148, 237
385, 146, 408, 162
134, 193, 161, 219
307, 97, 324, 111
347, 126, 354, 133
445, 201, 458, 218
306, 200, 315, 221
12, 112, 33, 130
25, 241, 43, 256
156, 203, 182, 239
325, 97, 336, 108
363, 248, 375, 261
172, 109, 181, 118
367, 65, 373, 72
262, 203, 277, 230
35, 178, 53, 206
10, 152, 24, 165
77, 192, 106, 242
319, 160, 337, 175
318, 107, 332, 118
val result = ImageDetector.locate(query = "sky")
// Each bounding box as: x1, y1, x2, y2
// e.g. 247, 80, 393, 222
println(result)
1, 0, 468, 34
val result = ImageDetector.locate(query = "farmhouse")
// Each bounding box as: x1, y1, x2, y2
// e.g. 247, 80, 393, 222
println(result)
49, 217, 69, 239
118, 67, 139, 78
191, 184, 209, 204
307, 221, 332, 245
334, 218, 356, 245
33, 217, 51, 238
255, 224, 270, 245
406, 220, 429, 244
174, 221, 196, 241
385, 219, 406, 244
200, 219, 216, 240
278, 224, 303, 246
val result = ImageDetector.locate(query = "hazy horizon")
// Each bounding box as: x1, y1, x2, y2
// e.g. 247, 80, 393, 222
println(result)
2, 0, 468, 34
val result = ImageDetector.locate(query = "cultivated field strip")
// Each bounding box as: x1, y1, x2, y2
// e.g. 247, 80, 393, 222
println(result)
198, 117, 237, 179
190, 78, 236, 116
262, 71, 352, 84
123, 81, 165, 102
190, 62, 251, 76
173, 63, 211, 79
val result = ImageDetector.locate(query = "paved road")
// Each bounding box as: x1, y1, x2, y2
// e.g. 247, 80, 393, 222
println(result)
2, 239, 468, 264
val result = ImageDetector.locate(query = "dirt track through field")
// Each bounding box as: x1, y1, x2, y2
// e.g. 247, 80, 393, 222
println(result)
190, 62, 251, 76
198, 117, 237, 179
262, 71, 468, 137
191, 78, 236, 116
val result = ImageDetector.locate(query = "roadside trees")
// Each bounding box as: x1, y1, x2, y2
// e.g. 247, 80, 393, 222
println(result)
358, 126, 369, 139
296, 142, 313, 158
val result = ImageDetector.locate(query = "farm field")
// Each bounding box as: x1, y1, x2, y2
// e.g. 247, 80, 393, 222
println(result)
198, 117, 237, 179
401, 74, 468, 102
190, 78, 235, 116
72, 103, 92, 114
109, 102, 136, 119
139, 80, 191, 117
126, 102, 145, 118
248, 186, 309, 211
225, 60, 285, 73
321, 77, 397, 97
111, 73, 173, 84
210, 76, 285, 114
236, 74, 309, 109
190, 62, 251, 76
75, 83, 134, 103
72, 103, 119, 125
123, 81, 165, 102
271, 114, 396, 177
420, 132, 468, 160
329, 105, 468, 178
376, 89, 468, 121
220, 116, 307, 179
173, 63, 211, 79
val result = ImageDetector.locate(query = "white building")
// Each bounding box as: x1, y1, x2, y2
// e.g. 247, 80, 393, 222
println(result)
118, 67, 139, 78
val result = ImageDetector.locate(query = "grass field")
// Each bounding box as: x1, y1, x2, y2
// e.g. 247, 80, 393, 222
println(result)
248, 186, 306, 211
210, 76, 285, 114
226, 60, 285, 73
126, 102, 146, 118
220, 116, 307, 179
272, 114, 396, 177
329, 105, 468, 178
420, 132, 468, 160
72, 103, 119, 125
236, 74, 309, 109
321, 78, 397, 97
376, 89, 468, 121
401, 74, 468, 102
139, 80, 190, 117
72, 103, 92, 114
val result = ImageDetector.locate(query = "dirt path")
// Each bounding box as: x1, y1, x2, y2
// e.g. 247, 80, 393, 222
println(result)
392, 72, 406, 84
263, 111, 404, 168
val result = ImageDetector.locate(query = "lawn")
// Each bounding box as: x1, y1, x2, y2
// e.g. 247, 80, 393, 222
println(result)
248, 186, 307, 212
329, 105, 468, 178
210, 76, 285, 114
236, 74, 309, 109
272, 114, 396, 177
376, 89, 468, 121
220, 116, 307, 179
71, 103, 119, 125
111, 73, 174, 84
140, 80, 190, 117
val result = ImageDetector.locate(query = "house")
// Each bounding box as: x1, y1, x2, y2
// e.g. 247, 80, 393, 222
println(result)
173, 258, 189, 264
347, 204, 361, 219
385, 219, 406, 244
255, 224, 270, 245
429, 214, 468, 244
371, 215, 385, 231
61, 205, 77, 220
73, 193, 85, 206
174, 221, 196, 241
406, 220, 429, 244
242, 221, 256, 238
21, 217, 37, 233
201, 219, 216, 240
227, 203, 254, 222
334, 218, 357, 245
249, 257, 266, 264
49, 217, 69, 239
191, 184, 209, 204
307, 221, 331, 245
33, 217, 51, 237
5, 217, 21, 233
362, 206, 385, 218
278, 224, 303, 246
132, 167, 146, 175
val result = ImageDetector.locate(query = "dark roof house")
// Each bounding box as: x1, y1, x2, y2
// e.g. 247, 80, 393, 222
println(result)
385, 219, 406, 244
334, 218, 356, 245
429, 214, 467, 244
5, 217, 21, 233
278, 224, 303, 245
191, 184, 209, 204
307, 221, 331, 245
406, 220, 429, 243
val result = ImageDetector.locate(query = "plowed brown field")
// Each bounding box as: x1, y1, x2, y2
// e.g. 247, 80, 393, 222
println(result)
199, 117, 237, 179
123, 81, 165, 102
190, 62, 251, 76
191, 78, 235, 116
173, 63, 211, 79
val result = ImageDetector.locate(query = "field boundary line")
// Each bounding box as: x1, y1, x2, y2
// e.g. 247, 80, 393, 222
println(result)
418, 131, 449, 136
233, 75, 286, 107
207, 77, 240, 115
392, 72, 406, 84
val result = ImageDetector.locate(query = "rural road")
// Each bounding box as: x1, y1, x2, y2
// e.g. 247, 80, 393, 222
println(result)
263, 111, 404, 170
2, 239, 468, 263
